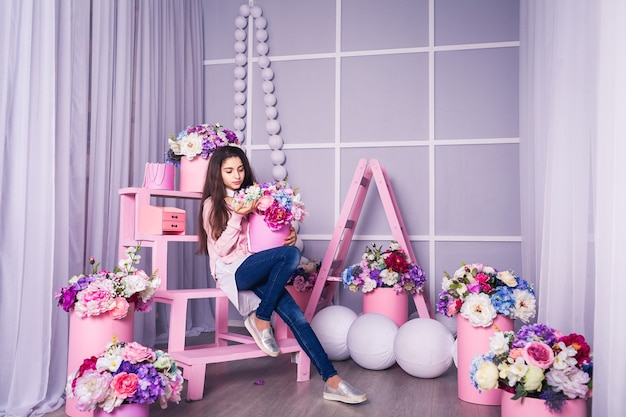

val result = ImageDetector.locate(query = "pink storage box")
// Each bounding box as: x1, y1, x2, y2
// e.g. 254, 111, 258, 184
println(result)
137, 206, 186, 235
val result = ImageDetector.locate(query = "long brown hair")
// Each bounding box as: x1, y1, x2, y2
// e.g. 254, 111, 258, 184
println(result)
197, 146, 256, 254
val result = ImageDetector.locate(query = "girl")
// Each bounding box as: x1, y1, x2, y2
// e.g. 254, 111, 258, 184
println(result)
198, 145, 367, 404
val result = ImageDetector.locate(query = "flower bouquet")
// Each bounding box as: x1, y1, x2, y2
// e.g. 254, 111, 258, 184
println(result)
165, 123, 240, 166
232, 180, 308, 231
287, 257, 322, 292
471, 323, 593, 413
66, 338, 184, 413
341, 241, 426, 295
436, 263, 536, 327
55, 246, 160, 318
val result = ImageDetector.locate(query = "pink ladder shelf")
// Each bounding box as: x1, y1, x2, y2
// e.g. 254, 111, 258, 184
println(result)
303, 159, 433, 322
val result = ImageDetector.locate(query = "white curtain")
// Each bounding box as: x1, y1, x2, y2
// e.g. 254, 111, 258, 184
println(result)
0, 1, 208, 415
520, 1, 626, 415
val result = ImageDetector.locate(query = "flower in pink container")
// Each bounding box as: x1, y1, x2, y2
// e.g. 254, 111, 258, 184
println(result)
470, 323, 593, 413
66, 338, 183, 413
232, 180, 308, 231
54, 246, 160, 319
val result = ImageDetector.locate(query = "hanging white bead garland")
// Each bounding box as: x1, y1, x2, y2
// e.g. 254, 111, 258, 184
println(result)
234, 2, 286, 181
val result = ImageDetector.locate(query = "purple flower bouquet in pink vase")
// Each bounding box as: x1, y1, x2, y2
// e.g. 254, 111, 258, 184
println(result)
232, 180, 308, 252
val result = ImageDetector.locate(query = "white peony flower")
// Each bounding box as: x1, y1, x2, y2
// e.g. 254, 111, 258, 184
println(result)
497, 270, 517, 287
513, 289, 537, 323
475, 360, 500, 390
179, 132, 203, 159
546, 367, 590, 399
489, 331, 510, 355
460, 293, 497, 327
361, 278, 378, 293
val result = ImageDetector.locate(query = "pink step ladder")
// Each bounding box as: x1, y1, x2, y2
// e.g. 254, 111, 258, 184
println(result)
303, 158, 433, 321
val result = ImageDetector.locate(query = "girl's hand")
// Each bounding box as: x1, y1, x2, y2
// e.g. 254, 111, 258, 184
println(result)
284, 226, 297, 246
230, 198, 258, 216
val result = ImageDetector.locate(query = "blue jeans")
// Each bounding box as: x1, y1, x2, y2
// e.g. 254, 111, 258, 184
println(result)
235, 246, 337, 381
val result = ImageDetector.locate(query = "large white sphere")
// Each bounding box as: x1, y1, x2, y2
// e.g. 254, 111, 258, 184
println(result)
311, 306, 358, 361
347, 313, 398, 370
394, 318, 454, 378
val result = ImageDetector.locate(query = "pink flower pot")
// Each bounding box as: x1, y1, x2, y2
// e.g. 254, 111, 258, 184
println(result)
456, 314, 514, 405
362, 287, 408, 327
501, 390, 587, 417
94, 403, 150, 417
66, 309, 135, 417
179, 156, 209, 193
247, 212, 290, 252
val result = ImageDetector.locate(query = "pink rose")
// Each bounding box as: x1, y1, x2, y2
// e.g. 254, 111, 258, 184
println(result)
122, 342, 156, 363
522, 341, 555, 369
509, 347, 524, 360
110, 372, 138, 398
110, 297, 130, 319
257, 195, 274, 211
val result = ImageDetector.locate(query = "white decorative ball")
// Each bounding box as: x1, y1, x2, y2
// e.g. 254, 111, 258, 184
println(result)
452, 338, 458, 368
251, 5, 262, 18
394, 318, 454, 378
311, 306, 358, 361
262, 80, 274, 94
261, 67, 274, 81
234, 130, 244, 142
265, 106, 278, 119
435, 313, 457, 338
234, 92, 246, 105
254, 16, 267, 30
272, 165, 287, 181
234, 40, 246, 54
234, 53, 247, 66
239, 4, 250, 17
263, 94, 277, 107
266, 119, 280, 135
270, 150, 286, 165
234, 66, 246, 79
235, 28, 246, 41
268, 134, 283, 150
233, 118, 245, 131
258, 56, 270, 69
347, 314, 398, 370
233, 79, 246, 92
234, 16, 247, 29
255, 29, 268, 42
234, 105, 246, 118
256, 42, 269, 56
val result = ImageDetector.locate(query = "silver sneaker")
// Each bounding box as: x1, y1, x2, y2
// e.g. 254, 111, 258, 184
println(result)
244, 312, 280, 357
323, 380, 367, 404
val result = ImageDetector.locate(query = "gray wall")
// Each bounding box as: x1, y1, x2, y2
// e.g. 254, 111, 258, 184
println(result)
202, 0, 521, 315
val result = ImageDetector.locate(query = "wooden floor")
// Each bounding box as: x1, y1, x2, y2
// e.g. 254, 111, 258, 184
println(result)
47, 328, 591, 417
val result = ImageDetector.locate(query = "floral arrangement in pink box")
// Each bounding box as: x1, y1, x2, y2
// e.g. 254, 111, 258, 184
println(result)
165, 123, 240, 166
66, 338, 184, 412
470, 323, 593, 413
287, 257, 322, 292
55, 246, 160, 318
232, 180, 308, 231
436, 263, 537, 327
341, 241, 427, 295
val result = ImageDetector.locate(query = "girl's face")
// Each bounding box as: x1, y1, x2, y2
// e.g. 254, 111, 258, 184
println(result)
221, 156, 246, 191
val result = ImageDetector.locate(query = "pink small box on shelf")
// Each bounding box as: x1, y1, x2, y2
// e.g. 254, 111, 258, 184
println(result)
137, 206, 186, 235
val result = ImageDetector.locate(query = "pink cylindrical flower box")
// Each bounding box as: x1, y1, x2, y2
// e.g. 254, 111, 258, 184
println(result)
247, 212, 290, 253
362, 287, 408, 327
66, 309, 135, 417
179, 156, 209, 192
500, 390, 587, 417
456, 314, 514, 405
94, 403, 150, 417
142, 163, 174, 190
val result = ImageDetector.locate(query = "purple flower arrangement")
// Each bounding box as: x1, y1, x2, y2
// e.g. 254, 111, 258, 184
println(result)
165, 123, 240, 166
471, 323, 593, 413
341, 241, 427, 294
55, 246, 160, 318
66, 338, 183, 412
232, 180, 307, 231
